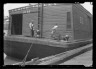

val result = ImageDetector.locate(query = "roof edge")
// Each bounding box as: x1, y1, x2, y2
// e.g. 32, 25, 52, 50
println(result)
72, 4, 92, 17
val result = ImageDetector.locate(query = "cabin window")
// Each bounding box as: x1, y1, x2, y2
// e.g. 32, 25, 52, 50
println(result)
80, 17, 83, 24
67, 12, 71, 30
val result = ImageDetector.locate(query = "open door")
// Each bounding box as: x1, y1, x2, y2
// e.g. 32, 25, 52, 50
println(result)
11, 14, 23, 35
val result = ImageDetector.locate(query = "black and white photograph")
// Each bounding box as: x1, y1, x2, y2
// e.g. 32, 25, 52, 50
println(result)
4, 3, 93, 66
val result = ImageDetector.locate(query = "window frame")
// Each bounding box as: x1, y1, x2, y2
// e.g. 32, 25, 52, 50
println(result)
66, 12, 71, 30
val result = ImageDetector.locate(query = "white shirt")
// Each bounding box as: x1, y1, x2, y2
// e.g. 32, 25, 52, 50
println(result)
29, 22, 34, 29
52, 25, 58, 29
65, 35, 69, 37
51, 25, 58, 34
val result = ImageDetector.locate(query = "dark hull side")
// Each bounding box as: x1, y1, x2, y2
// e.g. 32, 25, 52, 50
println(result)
4, 39, 92, 61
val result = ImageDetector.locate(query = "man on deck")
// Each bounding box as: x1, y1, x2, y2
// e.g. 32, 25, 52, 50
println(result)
29, 20, 34, 37
51, 24, 58, 39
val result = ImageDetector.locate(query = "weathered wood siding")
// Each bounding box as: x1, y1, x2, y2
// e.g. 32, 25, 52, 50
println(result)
72, 4, 92, 40
9, 4, 93, 41
43, 4, 73, 39
22, 12, 38, 36
9, 7, 38, 36
9, 6, 38, 15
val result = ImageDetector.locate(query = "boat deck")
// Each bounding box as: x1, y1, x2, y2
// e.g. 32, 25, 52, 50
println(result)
4, 35, 92, 48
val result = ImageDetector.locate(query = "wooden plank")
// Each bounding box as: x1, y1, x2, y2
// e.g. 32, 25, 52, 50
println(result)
43, 23, 66, 26
44, 12, 66, 17
43, 25, 66, 30
43, 25, 66, 32
44, 10, 67, 14
44, 8, 68, 12
44, 16, 66, 19
43, 16, 66, 19
44, 5, 71, 11
43, 20, 66, 24
43, 20, 66, 23
10, 7, 38, 15
43, 21, 66, 24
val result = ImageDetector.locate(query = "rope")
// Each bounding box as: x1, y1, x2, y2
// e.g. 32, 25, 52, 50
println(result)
21, 43, 33, 66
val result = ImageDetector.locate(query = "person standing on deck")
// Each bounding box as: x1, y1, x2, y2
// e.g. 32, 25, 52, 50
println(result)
65, 35, 69, 41
51, 24, 58, 39
36, 29, 40, 38
29, 20, 34, 37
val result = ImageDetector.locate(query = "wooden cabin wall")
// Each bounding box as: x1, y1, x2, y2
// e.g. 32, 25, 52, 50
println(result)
9, 8, 25, 15
9, 6, 38, 15
87, 15, 93, 38
22, 12, 38, 36
72, 5, 92, 40
43, 4, 73, 40
9, 7, 38, 36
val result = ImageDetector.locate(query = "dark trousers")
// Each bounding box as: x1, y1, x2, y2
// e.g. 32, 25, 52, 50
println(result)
65, 37, 69, 41
31, 29, 34, 37
36, 31, 40, 38
63, 36, 69, 41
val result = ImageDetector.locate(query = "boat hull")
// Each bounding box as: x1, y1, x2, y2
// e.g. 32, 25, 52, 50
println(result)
4, 36, 92, 61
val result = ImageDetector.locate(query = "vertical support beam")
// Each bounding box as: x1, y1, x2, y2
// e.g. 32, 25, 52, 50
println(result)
38, 3, 40, 30
38, 3, 43, 38
8, 13, 12, 36
91, 17, 93, 38
71, 6, 74, 41
40, 3, 44, 37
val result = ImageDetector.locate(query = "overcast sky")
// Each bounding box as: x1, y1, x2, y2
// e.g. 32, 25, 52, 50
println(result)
4, 2, 93, 16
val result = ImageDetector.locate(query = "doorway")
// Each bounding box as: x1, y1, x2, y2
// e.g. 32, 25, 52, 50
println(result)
11, 14, 23, 35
